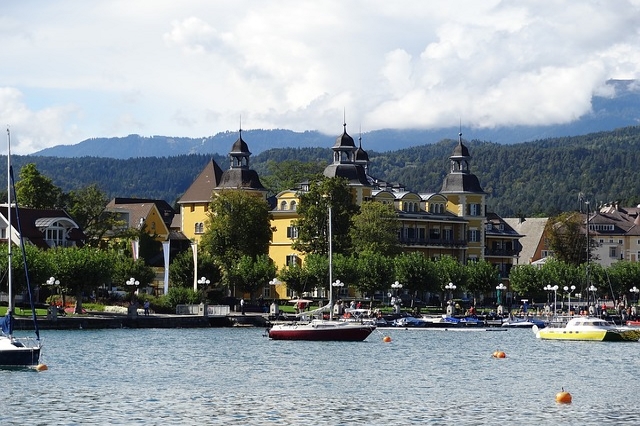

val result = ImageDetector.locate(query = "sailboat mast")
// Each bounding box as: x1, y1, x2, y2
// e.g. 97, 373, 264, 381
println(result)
6, 127, 12, 316
328, 203, 333, 321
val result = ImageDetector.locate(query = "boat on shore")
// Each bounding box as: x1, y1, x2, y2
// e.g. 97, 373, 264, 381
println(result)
533, 316, 640, 341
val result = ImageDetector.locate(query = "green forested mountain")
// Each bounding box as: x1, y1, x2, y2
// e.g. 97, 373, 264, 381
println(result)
7, 126, 640, 216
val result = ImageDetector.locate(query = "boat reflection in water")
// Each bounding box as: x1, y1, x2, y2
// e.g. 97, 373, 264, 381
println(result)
533, 316, 640, 341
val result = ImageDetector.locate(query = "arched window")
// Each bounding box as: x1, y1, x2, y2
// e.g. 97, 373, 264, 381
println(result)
290, 200, 297, 211
280, 200, 288, 210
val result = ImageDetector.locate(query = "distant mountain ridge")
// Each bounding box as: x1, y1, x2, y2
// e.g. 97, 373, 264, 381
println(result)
32, 79, 640, 159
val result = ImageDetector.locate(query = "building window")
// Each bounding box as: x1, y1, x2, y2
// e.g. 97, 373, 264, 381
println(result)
194, 222, 204, 234
618, 240, 623, 244
45, 222, 67, 247
466, 203, 481, 216
280, 200, 288, 210
290, 201, 297, 211
286, 226, 298, 239
429, 228, 440, 239
468, 229, 480, 242
609, 247, 616, 258
285, 254, 299, 266
443, 228, 452, 241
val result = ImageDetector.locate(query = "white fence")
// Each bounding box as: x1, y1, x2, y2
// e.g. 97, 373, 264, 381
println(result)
175, 304, 230, 317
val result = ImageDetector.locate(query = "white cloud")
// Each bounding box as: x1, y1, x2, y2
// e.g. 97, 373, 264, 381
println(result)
1, 0, 639, 153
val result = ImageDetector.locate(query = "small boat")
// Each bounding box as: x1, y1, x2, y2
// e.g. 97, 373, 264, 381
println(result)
0, 128, 43, 368
501, 315, 547, 328
420, 314, 484, 328
533, 316, 640, 341
267, 319, 375, 341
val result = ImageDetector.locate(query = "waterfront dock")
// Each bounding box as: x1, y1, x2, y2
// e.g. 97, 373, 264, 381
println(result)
11, 311, 270, 330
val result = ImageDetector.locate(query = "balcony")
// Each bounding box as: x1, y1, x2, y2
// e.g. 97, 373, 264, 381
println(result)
399, 237, 467, 248
484, 248, 520, 257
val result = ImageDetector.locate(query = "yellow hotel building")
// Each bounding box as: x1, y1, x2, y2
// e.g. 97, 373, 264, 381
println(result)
179, 125, 521, 299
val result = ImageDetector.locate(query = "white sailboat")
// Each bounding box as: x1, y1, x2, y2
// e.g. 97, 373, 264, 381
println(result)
0, 128, 43, 368
267, 203, 375, 341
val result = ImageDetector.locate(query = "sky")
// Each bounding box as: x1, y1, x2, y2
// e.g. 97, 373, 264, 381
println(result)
2, 0, 640, 154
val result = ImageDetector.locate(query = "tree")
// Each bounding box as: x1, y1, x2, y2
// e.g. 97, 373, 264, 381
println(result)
607, 261, 640, 302
350, 201, 401, 256
465, 260, 500, 301
292, 177, 358, 255
545, 212, 590, 266
14, 163, 62, 209
200, 190, 274, 278
301, 253, 329, 293
66, 184, 123, 246
169, 247, 222, 290
111, 255, 156, 294
278, 263, 309, 298
0, 244, 51, 304
355, 251, 394, 298
228, 254, 276, 300
509, 264, 543, 298
394, 252, 437, 300
47, 247, 116, 313
260, 159, 325, 195
539, 259, 581, 297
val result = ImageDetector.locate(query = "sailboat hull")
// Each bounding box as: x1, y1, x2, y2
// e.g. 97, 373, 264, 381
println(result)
268, 320, 375, 341
0, 337, 41, 367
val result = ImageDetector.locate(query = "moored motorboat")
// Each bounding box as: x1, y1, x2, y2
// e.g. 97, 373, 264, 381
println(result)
267, 319, 375, 341
533, 316, 640, 341
502, 315, 547, 328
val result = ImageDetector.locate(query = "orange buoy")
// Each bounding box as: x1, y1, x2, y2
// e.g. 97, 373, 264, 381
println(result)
35, 364, 48, 372
555, 388, 572, 404
383, 336, 392, 343
492, 350, 506, 358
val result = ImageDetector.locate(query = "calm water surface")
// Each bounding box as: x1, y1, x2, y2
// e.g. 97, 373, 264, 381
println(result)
2, 325, 639, 425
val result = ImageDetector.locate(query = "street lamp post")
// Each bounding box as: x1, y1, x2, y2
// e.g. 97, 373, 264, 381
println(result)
391, 281, 403, 313
496, 283, 507, 305
197, 276, 210, 301
630, 286, 639, 305
564, 285, 576, 315
126, 277, 140, 297
589, 285, 597, 306
45, 276, 61, 317
331, 279, 344, 319
197, 276, 210, 288
445, 282, 456, 300
544, 285, 559, 319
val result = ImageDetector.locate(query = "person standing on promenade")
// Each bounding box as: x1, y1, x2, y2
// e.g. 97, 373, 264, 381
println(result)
144, 300, 150, 316
240, 298, 245, 315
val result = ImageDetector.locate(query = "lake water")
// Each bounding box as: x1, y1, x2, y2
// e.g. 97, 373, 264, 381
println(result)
2, 326, 639, 425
